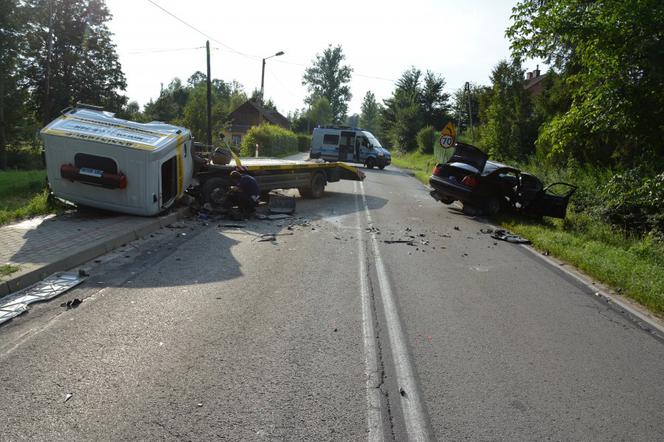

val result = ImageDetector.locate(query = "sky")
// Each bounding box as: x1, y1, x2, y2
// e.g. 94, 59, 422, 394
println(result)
105, 0, 537, 117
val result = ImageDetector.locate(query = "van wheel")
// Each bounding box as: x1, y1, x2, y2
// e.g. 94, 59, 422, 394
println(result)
201, 177, 227, 206
299, 172, 326, 199
378, 165, 385, 170
366, 158, 375, 169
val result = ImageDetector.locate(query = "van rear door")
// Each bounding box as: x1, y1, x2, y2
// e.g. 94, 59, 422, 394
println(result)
339, 131, 355, 162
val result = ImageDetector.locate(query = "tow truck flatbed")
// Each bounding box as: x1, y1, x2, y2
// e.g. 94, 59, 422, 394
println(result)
195, 157, 365, 204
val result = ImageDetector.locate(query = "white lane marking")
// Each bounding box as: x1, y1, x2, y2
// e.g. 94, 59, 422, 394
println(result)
355, 181, 385, 442
359, 181, 433, 441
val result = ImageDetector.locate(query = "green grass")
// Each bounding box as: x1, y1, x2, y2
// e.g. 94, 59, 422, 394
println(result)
392, 150, 664, 317
391, 150, 438, 183
0, 170, 57, 225
0, 264, 20, 278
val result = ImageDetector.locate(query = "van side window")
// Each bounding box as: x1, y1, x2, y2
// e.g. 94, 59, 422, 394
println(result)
323, 134, 339, 145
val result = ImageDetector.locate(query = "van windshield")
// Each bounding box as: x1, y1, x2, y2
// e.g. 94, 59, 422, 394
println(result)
362, 131, 383, 148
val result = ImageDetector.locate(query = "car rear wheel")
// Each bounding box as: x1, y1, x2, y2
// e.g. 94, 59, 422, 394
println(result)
461, 202, 482, 216
483, 197, 501, 216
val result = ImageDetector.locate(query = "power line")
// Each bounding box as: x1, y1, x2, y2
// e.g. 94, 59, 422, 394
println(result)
144, 0, 397, 84
272, 58, 397, 83
126, 46, 205, 55
145, 0, 259, 59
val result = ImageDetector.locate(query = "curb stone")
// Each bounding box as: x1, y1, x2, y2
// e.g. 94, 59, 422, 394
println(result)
0, 207, 190, 300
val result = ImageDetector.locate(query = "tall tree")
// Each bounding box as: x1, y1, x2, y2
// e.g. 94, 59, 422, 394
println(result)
144, 78, 188, 123
0, 0, 29, 169
507, 0, 664, 164
479, 59, 535, 160
24, 0, 127, 124
359, 91, 381, 134
307, 96, 333, 127
420, 71, 450, 128
381, 67, 451, 151
302, 45, 352, 124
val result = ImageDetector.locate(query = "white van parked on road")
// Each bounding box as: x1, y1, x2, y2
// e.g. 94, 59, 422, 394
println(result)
310, 126, 391, 169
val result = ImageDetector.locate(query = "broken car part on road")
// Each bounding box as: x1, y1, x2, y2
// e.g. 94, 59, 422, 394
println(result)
0, 272, 87, 325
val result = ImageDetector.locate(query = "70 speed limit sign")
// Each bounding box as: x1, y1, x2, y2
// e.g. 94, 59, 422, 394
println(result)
439, 122, 457, 149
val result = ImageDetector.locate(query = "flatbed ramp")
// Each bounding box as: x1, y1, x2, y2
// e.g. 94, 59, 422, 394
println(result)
208, 158, 365, 182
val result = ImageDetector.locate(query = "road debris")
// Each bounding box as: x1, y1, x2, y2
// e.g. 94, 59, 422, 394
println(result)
384, 240, 415, 245
64, 393, 73, 403
480, 228, 531, 244
60, 298, 82, 309
268, 195, 296, 214
0, 272, 87, 326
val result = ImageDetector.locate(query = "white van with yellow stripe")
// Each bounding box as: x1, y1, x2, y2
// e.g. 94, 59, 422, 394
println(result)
41, 105, 194, 216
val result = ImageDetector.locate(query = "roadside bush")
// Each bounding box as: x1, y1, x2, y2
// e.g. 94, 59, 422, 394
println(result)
240, 124, 298, 157
297, 134, 312, 152
6, 143, 44, 170
416, 126, 437, 154
600, 169, 664, 239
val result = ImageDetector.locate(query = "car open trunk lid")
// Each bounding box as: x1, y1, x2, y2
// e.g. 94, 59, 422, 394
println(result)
448, 143, 488, 172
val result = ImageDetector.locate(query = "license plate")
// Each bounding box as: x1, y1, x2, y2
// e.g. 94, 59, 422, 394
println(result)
79, 167, 103, 178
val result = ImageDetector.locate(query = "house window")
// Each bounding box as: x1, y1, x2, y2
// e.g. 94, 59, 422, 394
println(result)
232, 135, 241, 145
323, 134, 339, 145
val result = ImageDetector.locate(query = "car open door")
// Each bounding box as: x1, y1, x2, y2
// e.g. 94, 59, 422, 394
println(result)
525, 182, 577, 218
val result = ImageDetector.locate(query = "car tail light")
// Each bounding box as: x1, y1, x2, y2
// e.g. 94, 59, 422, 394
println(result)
432, 165, 444, 176
461, 175, 479, 188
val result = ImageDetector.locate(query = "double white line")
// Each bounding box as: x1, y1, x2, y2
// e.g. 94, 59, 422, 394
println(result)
355, 181, 433, 442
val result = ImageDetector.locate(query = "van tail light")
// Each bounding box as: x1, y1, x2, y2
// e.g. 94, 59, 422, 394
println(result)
60, 164, 127, 189
461, 175, 479, 188
433, 165, 444, 176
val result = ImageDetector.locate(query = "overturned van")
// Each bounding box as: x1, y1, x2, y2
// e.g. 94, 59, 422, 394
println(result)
41, 105, 194, 216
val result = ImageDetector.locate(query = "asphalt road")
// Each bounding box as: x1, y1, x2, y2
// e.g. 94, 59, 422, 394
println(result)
1, 162, 664, 441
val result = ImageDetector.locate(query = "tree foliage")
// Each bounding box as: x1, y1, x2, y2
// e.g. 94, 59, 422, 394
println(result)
507, 0, 664, 164
452, 83, 489, 133
381, 67, 451, 152
307, 96, 333, 127
24, 0, 127, 124
0, 0, 31, 169
479, 59, 536, 160
302, 45, 352, 124
359, 91, 381, 134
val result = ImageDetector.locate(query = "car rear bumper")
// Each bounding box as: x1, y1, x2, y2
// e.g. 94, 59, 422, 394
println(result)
429, 175, 484, 206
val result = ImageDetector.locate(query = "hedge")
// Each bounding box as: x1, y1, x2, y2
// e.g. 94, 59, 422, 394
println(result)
240, 124, 298, 157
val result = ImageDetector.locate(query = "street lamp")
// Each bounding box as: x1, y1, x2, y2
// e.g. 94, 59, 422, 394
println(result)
260, 50, 284, 104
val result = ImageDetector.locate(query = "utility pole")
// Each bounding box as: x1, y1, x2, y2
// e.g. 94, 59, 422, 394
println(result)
464, 82, 474, 141
206, 40, 212, 146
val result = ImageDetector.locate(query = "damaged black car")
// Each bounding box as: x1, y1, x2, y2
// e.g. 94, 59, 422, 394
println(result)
429, 143, 577, 218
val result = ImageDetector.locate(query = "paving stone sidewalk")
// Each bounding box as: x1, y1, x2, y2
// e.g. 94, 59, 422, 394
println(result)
0, 209, 185, 297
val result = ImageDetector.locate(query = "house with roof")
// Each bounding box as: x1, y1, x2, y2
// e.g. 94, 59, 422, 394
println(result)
524, 66, 547, 96
223, 100, 291, 146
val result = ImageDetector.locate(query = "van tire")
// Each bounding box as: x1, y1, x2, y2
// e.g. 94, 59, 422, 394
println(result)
299, 172, 326, 199
378, 165, 385, 170
366, 158, 375, 169
201, 177, 227, 206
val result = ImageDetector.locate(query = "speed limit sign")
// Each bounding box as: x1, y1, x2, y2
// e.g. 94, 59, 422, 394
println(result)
439, 122, 457, 149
